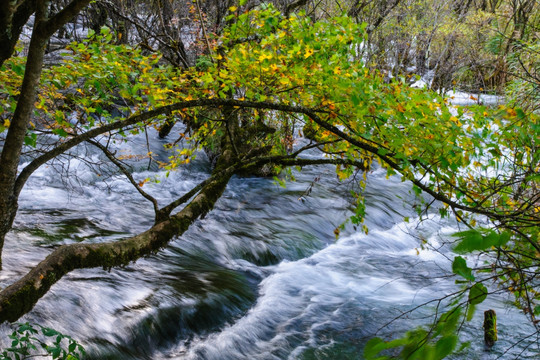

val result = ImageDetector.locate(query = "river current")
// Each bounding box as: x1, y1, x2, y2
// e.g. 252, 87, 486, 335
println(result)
0, 129, 537, 359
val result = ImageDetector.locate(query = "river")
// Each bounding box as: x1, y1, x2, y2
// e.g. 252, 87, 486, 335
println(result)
0, 128, 536, 359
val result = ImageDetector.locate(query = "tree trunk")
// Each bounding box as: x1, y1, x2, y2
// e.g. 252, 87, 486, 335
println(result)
0, 159, 235, 322
0, 0, 93, 267
0, 197, 17, 268
0, 1, 50, 268
0, 0, 37, 67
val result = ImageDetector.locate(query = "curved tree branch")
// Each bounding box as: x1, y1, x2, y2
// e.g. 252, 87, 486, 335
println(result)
13, 98, 328, 196
14, 97, 535, 246
0, 148, 237, 323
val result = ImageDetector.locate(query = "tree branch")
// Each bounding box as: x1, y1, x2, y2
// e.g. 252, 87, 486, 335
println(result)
13, 98, 327, 196
0, 148, 236, 323
14, 97, 533, 244
156, 177, 211, 222
42, 0, 93, 39
87, 139, 160, 216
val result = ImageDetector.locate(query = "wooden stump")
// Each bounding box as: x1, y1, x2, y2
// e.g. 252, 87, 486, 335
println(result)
484, 309, 497, 347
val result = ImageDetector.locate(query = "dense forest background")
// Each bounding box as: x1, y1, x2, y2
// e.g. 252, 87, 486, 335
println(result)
0, 0, 538, 359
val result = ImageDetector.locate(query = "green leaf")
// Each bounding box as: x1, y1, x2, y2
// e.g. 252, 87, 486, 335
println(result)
453, 230, 483, 253
41, 327, 60, 337
495, 231, 511, 247
52, 128, 69, 137
12, 64, 25, 76
437, 307, 462, 335
18, 323, 37, 334
50, 347, 61, 358
466, 303, 476, 321
363, 337, 389, 360
468, 283, 488, 305
453, 230, 510, 253
273, 176, 286, 188
351, 93, 360, 106
452, 256, 474, 281
24, 132, 37, 147
435, 335, 458, 359
100, 26, 110, 36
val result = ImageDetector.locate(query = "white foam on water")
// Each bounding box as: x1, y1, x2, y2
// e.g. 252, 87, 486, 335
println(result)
170, 218, 454, 359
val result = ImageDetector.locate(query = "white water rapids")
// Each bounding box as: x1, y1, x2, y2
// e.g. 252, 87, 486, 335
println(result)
0, 129, 536, 359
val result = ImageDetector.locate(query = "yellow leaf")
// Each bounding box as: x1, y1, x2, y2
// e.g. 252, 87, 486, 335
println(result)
229, 6, 237, 12
138, 178, 149, 187
304, 47, 314, 59
279, 77, 290, 85
3, 119, 10, 127
506, 108, 517, 117
258, 52, 272, 62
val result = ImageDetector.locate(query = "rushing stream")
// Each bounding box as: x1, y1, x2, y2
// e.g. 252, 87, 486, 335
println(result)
0, 129, 537, 359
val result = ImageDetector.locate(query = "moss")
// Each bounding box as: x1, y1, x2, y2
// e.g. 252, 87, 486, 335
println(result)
484, 309, 497, 347
0, 162, 234, 323
2, 281, 38, 323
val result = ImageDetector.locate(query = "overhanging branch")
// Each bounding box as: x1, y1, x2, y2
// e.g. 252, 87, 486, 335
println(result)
0, 150, 236, 323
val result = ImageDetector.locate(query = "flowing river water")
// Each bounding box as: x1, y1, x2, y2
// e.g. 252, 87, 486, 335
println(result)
0, 129, 537, 359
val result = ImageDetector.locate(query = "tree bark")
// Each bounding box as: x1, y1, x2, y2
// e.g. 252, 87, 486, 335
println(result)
0, 158, 235, 323
0, 118, 369, 322
0, 0, 36, 67
0, 0, 93, 267
0, 0, 50, 268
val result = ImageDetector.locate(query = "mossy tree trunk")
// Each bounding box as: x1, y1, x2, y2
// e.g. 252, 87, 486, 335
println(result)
0, 150, 236, 322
